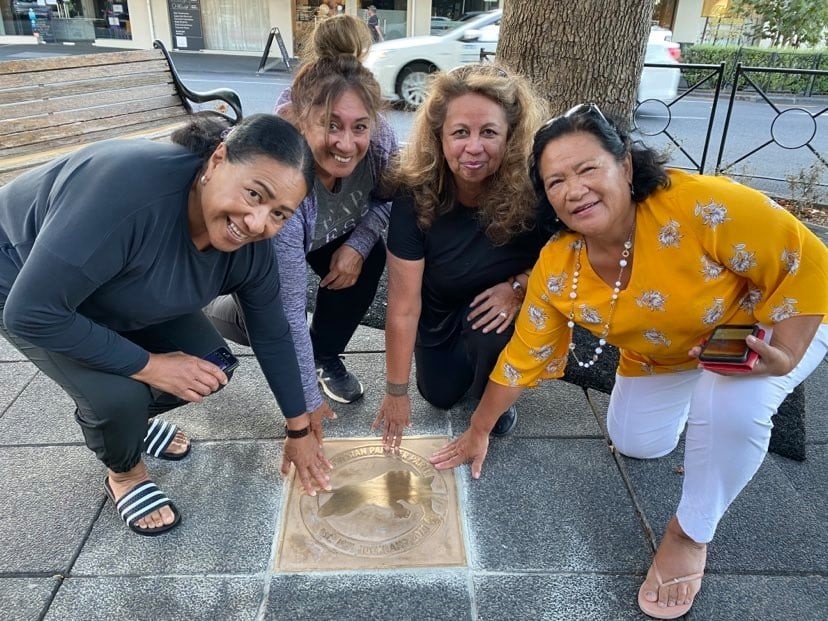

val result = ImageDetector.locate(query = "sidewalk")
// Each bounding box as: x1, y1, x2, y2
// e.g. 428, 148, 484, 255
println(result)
0, 321, 826, 620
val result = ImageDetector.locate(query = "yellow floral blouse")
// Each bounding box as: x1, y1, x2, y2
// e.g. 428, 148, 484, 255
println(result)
491, 169, 828, 387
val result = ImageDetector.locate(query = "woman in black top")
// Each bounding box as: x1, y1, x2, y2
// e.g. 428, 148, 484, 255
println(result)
374, 65, 550, 450
0, 114, 332, 536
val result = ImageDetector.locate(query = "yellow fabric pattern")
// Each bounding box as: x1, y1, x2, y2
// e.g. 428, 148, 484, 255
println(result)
491, 169, 828, 388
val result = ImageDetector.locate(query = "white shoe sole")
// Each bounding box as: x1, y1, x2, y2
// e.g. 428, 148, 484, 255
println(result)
318, 378, 365, 404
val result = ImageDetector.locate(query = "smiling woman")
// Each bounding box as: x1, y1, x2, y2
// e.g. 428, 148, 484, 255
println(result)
204, 15, 399, 417
0, 111, 339, 538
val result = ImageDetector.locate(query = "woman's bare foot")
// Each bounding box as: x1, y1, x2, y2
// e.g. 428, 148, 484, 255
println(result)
107, 461, 177, 531
161, 429, 190, 458
640, 515, 707, 612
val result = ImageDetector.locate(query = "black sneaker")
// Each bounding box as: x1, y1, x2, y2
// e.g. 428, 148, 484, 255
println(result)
490, 405, 518, 437
316, 356, 364, 404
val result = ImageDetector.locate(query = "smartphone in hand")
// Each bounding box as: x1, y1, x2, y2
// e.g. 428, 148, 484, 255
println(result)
698, 324, 765, 373
203, 346, 239, 373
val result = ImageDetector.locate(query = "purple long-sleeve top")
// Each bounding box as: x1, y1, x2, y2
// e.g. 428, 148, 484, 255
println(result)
273, 89, 398, 410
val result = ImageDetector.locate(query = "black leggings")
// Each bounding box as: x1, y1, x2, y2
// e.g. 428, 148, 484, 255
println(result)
0, 301, 228, 473
306, 235, 386, 361
414, 302, 514, 410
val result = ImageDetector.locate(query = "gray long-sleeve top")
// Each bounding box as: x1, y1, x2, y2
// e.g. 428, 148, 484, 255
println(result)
0, 139, 307, 418
273, 90, 398, 411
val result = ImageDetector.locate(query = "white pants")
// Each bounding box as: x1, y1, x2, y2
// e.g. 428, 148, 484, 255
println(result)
607, 324, 828, 543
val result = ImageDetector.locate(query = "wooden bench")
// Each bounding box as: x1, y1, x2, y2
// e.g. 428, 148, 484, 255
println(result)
0, 40, 242, 186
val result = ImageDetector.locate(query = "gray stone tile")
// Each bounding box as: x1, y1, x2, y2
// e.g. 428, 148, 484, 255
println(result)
315, 353, 452, 441
162, 357, 283, 441
43, 577, 264, 621
449, 379, 602, 438
0, 338, 26, 362
474, 574, 649, 621
345, 322, 385, 352
466, 439, 651, 572
621, 447, 828, 572
265, 571, 471, 620
0, 362, 37, 417
0, 577, 59, 621
805, 358, 827, 443
691, 575, 828, 621
0, 446, 102, 574
73, 441, 283, 575
773, 444, 828, 522
0, 374, 81, 445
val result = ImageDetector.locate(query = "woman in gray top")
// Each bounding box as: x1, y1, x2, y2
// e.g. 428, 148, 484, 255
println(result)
0, 114, 332, 536
206, 15, 397, 418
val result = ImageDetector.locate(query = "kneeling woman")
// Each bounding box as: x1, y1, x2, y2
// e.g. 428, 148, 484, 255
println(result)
431, 104, 827, 618
0, 114, 331, 536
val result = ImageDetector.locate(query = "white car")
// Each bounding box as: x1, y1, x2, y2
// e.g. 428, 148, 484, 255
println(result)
364, 10, 681, 108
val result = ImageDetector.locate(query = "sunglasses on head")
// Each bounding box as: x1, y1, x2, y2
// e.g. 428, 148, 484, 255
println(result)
543, 102, 609, 129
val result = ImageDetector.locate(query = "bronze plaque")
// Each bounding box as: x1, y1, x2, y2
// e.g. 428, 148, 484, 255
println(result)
276, 437, 466, 571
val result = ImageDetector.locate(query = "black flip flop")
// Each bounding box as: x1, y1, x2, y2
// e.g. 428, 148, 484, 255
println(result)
104, 478, 181, 536
144, 419, 191, 461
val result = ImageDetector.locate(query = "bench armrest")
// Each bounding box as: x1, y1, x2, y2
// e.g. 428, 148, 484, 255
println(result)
153, 40, 243, 124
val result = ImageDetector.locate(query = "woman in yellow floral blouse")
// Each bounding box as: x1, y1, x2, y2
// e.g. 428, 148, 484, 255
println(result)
430, 104, 828, 619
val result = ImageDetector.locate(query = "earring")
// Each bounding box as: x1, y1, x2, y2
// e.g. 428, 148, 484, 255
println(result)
200, 175, 207, 185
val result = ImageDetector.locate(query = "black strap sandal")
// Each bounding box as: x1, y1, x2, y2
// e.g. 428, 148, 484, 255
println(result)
104, 478, 181, 536
144, 419, 191, 461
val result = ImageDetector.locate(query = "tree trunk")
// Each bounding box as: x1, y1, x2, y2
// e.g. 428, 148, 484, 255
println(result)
497, 0, 657, 126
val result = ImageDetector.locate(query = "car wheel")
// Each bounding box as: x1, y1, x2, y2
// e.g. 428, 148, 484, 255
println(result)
397, 62, 435, 109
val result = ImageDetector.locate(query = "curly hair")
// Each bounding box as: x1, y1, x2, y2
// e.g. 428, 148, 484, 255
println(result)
395, 64, 547, 245
529, 105, 670, 229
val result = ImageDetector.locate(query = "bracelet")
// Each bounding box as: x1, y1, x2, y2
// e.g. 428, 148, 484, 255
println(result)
284, 424, 310, 439
386, 381, 409, 396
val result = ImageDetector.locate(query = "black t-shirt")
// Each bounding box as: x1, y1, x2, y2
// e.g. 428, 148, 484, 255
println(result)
387, 194, 553, 348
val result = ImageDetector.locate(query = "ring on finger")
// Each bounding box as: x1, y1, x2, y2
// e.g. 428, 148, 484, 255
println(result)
498, 310, 508, 318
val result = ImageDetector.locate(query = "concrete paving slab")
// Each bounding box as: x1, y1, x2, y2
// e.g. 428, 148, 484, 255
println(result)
345, 322, 386, 352
0, 373, 80, 445
449, 380, 603, 438
805, 358, 827, 443
44, 577, 264, 621
465, 439, 651, 572
691, 575, 828, 621
162, 357, 283, 441
773, 444, 828, 522
0, 362, 37, 416
265, 571, 471, 620
621, 447, 828, 572
73, 441, 283, 576
473, 574, 649, 620
313, 354, 451, 441
0, 446, 102, 574
0, 338, 27, 362
0, 577, 59, 621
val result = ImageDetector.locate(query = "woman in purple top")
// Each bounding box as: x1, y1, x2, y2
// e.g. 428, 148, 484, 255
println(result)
205, 15, 397, 422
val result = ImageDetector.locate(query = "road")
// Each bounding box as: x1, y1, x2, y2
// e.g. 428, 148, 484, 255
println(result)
180, 70, 827, 202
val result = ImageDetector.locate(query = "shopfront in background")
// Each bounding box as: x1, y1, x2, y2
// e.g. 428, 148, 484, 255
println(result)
1, 1, 130, 41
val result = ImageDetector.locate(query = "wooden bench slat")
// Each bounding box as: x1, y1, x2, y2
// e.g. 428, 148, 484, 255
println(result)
0, 49, 162, 75
1, 107, 190, 158
0, 121, 186, 175
1, 94, 185, 135
0, 83, 179, 121
0, 59, 174, 89
0, 73, 175, 106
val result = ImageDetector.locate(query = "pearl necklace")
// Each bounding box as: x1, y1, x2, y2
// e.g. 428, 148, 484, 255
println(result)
566, 227, 634, 368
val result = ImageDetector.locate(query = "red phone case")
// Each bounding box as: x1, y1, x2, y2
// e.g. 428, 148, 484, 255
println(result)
699, 328, 765, 373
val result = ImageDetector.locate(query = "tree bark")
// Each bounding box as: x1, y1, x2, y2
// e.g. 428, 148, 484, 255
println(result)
497, 0, 657, 126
